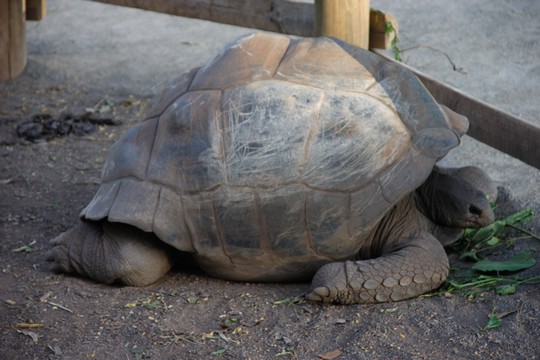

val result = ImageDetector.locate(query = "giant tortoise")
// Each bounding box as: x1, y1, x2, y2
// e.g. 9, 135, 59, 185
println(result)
47, 33, 497, 304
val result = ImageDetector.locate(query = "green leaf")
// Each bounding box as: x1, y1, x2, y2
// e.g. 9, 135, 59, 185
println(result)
459, 251, 479, 261
143, 300, 160, 309
380, 307, 399, 314
275, 348, 295, 357
12, 244, 34, 253
273, 296, 305, 306
471, 221, 505, 242
483, 314, 502, 331
504, 208, 533, 225
131, 347, 147, 360
463, 228, 477, 238
472, 252, 536, 272
496, 284, 516, 295
384, 21, 393, 35
212, 349, 227, 356
23, 246, 34, 253
486, 237, 500, 246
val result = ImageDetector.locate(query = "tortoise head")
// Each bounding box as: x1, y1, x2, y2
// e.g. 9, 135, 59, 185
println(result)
416, 166, 497, 228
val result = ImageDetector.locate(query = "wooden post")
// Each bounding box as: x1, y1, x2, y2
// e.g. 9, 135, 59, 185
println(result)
369, 10, 398, 49
314, 0, 370, 49
26, 0, 47, 21
0, 0, 27, 82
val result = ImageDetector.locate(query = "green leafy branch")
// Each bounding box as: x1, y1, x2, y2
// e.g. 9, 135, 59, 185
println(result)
384, 21, 401, 62
426, 208, 540, 299
454, 208, 538, 261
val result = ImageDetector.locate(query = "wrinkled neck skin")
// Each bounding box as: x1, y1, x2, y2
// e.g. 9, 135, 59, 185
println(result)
358, 193, 437, 260
415, 168, 459, 228
413, 188, 467, 247
359, 165, 496, 260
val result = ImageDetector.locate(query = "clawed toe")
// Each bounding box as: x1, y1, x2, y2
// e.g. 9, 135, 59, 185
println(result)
305, 286, 329, 302
45, 242, 71, 274
46, 237, 64, 260
45, 248, 57, 262
307, 262, 351, 303
49, 236, 61, 246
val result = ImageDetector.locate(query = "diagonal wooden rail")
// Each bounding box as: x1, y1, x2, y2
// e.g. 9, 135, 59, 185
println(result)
93, 0, 540, 169
373, 50, 540, 170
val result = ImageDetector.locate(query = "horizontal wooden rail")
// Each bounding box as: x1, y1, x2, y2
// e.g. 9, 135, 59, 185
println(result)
92, 0, 395, 49
94, 0, 314, 35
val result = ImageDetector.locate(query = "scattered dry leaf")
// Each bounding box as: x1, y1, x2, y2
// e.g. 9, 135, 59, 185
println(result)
12, 323, 44, 329
12, 240, 36, 253
40, 291, 53, 302
497, 309, 517, 319
0, 178, 13, 185
47, 344, 63, 356
17, 330, 39, 343
318, 349, 342, 359
241, 318, 263, 327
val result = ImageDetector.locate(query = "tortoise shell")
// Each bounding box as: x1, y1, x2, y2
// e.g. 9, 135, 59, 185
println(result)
81, 33, 462, 281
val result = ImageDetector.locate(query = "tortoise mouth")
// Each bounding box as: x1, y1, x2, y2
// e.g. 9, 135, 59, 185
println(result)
458, 204, 495, 228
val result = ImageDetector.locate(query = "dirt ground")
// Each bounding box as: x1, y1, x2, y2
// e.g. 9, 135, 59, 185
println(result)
1, 0, 539, 359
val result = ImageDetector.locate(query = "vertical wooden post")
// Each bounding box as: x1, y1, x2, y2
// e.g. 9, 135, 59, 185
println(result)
314, 0, 370, 49
26, 0, 47, 20
0, 0, 27, 82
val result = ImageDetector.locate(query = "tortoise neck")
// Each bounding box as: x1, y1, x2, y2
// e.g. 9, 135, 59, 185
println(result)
414, 167, 446, 224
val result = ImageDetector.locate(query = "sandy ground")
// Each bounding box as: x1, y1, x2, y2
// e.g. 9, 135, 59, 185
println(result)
0, 0, 539, 359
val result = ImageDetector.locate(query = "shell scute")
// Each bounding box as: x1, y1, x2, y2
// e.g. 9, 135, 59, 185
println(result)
190, 33, 290, 91
147, 90, 222, 193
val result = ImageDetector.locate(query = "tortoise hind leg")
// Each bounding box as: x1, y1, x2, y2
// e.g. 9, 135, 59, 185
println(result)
306, 232, 449, 304
46, 221, 173, 286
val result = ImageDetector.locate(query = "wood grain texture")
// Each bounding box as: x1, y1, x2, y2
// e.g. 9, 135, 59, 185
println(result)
93, 0, 395, 49
314, 0, 370, 49
26, 0, 47, 20
93, 0, 313, 35
0, 0, 9, 80
0, 0, 27, 82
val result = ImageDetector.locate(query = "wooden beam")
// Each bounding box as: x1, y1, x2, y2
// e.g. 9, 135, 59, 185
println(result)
26, 0, 47, 21
374, 50, 540, 170
92, 0, 397, 49
0, 0, 27, 82
421, 75, 540, 170
93, 0, 313, 35
314, 0, 370, 49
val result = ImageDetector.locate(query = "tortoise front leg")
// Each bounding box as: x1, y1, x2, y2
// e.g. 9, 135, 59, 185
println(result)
306, 233, 449, 304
